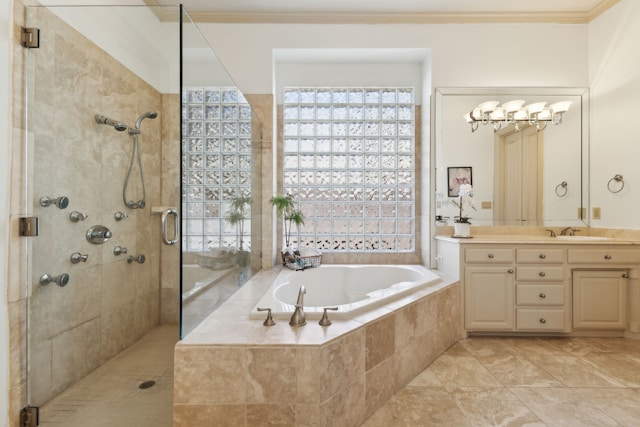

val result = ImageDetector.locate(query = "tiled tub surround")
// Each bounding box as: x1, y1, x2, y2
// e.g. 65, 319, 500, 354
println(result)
174, 268, 462, 426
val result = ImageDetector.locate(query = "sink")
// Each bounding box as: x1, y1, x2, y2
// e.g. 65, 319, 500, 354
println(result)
554, 236, 613, 241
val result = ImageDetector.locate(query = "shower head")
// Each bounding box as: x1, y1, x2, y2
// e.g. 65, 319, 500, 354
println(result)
134, 111, 158, 130
95, 114, 128, 132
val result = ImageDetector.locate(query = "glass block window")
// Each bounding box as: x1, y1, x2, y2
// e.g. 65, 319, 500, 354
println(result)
282, 87, 415, 252
182, 87, 252, 252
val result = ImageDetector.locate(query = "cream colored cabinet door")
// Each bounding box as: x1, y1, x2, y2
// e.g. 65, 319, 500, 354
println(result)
573, 270, 627, 330
465, 266, 515, 331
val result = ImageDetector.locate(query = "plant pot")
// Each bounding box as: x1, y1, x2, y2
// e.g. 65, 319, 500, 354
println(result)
237, 250, 249, 267
453, 222, 471, 238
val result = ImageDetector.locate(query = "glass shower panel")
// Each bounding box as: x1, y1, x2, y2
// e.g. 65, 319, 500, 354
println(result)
24, 4, 180, 417
180, 9, 262, 338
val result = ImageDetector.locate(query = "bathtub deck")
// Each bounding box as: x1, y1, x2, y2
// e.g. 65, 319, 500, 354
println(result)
174, 266, 462, 426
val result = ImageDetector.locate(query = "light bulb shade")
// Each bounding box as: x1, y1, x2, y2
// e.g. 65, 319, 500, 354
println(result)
513, 109, 528, 121
489, 107, 505, 121
463, 112, 473, 123
550, 101, 572, 114
477, 101, 500, 113
524, 102, 547, 115
471, 107, 483, 120
537, 108, 552, 121
501, 100, 525, 113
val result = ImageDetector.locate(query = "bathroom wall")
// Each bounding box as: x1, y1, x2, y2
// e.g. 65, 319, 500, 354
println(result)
23, 6, 165, 405
588, 0, 640, 229
198, 22, 589, 265
198, 23, 589, 95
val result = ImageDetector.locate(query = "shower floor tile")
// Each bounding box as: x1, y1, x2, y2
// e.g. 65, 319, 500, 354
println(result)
38, 325, 178, 427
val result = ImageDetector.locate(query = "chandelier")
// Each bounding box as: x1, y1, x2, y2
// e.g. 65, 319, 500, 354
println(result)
463, 100, 572, 132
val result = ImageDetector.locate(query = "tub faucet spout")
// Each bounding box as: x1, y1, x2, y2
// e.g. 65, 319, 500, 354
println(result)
289, 286, 307, 327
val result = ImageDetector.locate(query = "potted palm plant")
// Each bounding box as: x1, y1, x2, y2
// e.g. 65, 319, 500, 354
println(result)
225, 195, 252, 265
270, 193, 304, 261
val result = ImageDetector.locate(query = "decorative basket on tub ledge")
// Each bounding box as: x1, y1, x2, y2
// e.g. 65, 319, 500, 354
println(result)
281, 249, 322, 270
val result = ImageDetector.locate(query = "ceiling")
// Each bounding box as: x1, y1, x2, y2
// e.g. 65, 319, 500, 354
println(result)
149, 0, 619, 24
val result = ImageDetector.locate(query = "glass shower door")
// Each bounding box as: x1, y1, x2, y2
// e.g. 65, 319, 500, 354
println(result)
180, 8, 262, 338
24, 4, 180, 420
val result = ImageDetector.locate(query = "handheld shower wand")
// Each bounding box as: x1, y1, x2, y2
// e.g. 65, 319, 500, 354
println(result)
123, 111, 158, 209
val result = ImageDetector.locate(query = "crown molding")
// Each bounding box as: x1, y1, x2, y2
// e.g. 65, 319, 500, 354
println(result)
146, 0, 620, 25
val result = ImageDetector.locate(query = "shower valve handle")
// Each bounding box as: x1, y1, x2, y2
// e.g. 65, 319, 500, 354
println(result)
86, 225, 112, 244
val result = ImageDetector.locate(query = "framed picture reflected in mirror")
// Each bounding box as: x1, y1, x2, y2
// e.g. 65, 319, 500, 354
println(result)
447, 166, 472, 197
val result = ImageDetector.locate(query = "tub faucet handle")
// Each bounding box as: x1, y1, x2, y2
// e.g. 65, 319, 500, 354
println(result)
257, 307, 276, 326
319, 307, 339, 326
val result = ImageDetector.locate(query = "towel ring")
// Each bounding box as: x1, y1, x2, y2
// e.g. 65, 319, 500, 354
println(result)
555, 181, 568, 197
607, 174, 624, 193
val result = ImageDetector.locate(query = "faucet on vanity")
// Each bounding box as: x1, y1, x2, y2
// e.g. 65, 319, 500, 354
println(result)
289, 285, 307, 327
559, 226, 580, 236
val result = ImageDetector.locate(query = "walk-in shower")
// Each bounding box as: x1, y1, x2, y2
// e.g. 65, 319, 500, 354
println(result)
18, 5, 261, 425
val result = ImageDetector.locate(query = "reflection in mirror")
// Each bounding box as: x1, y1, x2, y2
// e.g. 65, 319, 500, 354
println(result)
180, 9, 262, 337
434, 88, 588, 228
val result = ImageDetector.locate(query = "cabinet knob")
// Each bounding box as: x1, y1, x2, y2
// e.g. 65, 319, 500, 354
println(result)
539, 271, 546, 277
539, 254, 546, 259
507, 269, 514, 274
488, 253, 494, 259
622, 273, 630, 278
604, 254, 612, 260
539, 293, 546, 299
539, 318, 547, 324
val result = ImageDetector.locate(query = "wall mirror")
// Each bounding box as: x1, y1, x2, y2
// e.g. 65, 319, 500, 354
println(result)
433, 87, 589, 228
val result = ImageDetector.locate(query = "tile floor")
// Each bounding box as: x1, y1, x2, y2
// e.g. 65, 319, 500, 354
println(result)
38, 325, 178, 427
364, 336, 640, 426
36, 330, 640, 426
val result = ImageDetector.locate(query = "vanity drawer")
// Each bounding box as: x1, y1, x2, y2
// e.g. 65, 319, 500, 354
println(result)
517, 284, 564, 305
517, 248, 564, 264
465, 248, 514, 264
516, 266, 565, 281
516, 308, 565, 331
568, 249, 640, 264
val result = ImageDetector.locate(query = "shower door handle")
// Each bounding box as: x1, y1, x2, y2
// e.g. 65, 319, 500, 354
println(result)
161, 208, 178, 245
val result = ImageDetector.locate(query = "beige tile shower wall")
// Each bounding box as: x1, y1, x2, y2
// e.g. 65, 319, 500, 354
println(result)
23, 7, 163, 405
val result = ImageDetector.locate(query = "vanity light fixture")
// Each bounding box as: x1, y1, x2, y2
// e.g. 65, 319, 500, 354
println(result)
463, 100, 572, 132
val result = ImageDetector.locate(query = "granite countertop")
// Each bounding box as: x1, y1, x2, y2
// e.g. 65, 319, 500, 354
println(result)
434, 235, 640, 245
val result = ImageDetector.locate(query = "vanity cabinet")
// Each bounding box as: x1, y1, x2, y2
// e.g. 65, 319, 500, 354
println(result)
515, 248, 568, 332
465, 265, 515, 330
572, 269, 627, 330
568, 248, 638, 330
434, 236, 640, 336
464, 248, 515, 331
